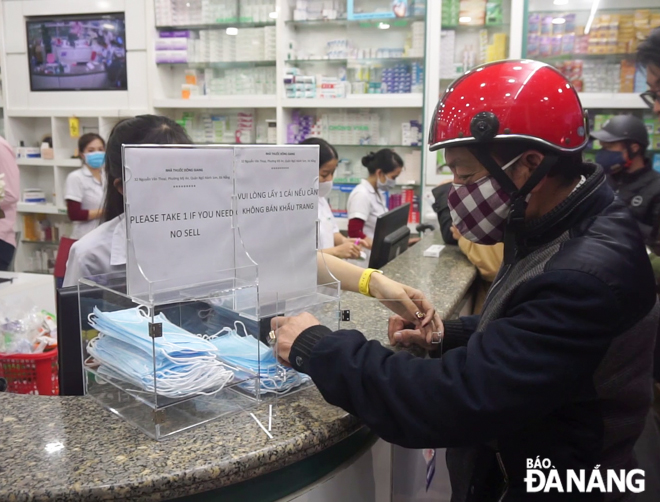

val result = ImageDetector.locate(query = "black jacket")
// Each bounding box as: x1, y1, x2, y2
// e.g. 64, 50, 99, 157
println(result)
432, 183, 458, 245
290, 165, 658, 501
608, 160, 660, 253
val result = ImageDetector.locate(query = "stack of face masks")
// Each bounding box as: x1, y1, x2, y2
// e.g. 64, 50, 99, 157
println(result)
207, 321, 309, 396
87, 307, 234, 398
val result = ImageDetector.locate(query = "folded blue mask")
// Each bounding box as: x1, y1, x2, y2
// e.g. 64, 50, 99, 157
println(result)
89, 307, 218, 363
207, 321, 309, 395
87, 307, 233, 398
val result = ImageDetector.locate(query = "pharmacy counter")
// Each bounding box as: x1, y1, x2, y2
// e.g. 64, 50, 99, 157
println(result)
0, 235, 476, 501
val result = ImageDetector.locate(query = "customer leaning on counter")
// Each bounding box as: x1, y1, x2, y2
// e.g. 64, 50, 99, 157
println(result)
272, 60, 658, 501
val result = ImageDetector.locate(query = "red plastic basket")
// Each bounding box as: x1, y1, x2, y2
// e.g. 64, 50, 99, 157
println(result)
0, 349, 59, 395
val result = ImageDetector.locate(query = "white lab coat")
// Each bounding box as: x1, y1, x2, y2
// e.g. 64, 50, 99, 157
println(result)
63, 214, 126, 287
346, 179, 388, 239
318, 197, 339, 250
64, 166, 105, 240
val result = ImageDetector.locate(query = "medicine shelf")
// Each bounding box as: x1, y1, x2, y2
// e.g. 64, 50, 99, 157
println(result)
287, 56, 423, 65
441, 22, 510, 31
285, 16, 425, 28
157, 60, 276, 68
578, 93, 647, 110
156, 20, 276, 31
281, 94, 424, 109
5, 109, 149, 117
153, 96, 277, 109
22, 240, 59, 246
17, 158, 81, 167
536, 53, 636, 63
17, 203, 66, 215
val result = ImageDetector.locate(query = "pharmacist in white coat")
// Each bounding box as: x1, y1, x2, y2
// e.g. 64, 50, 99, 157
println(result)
300, 138, 369, 260
65, 133, 106, 240
63, 115, 193, 287
347, 149, 404, 244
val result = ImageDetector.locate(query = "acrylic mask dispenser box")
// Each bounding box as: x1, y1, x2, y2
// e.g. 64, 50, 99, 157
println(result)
77, 144, 340, 440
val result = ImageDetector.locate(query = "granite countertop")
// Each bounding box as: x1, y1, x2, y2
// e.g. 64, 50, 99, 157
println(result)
0, 234, 476, 502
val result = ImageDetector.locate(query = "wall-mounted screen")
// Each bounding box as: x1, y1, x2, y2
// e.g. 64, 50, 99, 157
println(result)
26, 13, 127, 91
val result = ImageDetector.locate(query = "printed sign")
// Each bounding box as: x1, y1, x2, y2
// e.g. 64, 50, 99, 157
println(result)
122, 146, 235, 298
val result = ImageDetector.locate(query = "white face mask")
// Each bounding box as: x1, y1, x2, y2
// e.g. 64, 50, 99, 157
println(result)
319, 181, 333, 198
377, 175, 397, 191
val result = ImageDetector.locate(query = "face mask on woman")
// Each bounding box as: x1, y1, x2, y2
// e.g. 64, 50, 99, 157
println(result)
377, 174, 397, 191
85, 152, 106, 169
318, 181, 333, 198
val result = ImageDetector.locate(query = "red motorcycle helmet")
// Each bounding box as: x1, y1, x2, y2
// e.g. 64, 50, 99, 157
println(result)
429, 60, 589, 153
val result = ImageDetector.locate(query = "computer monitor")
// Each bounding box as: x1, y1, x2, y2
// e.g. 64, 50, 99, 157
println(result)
368, 203, 411, 269
56, 286, 87, 396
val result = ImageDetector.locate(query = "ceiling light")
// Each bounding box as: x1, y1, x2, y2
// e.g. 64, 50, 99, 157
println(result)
584, 0, 601, 35
268, 11, 278, 19
552, 18, 566, 25
459, 16, 472, 24
226, 27, 238, 35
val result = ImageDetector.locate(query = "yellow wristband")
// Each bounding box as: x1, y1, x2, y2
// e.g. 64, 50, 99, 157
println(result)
358, 268, 383, 297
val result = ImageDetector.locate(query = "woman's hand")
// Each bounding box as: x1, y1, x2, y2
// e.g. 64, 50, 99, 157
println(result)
328, 241, 361, 259
368, 272, 442, 330
451, 225, 462, 241
359, 238, 372, 250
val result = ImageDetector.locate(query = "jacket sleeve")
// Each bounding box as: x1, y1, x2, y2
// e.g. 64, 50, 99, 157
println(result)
431, 184, 458, 245
643, 192, 660, 254
292, 270, 621, 449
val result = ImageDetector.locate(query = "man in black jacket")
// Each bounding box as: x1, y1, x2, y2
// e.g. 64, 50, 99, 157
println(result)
272, 60, 659, 501
592, 115, 660, 253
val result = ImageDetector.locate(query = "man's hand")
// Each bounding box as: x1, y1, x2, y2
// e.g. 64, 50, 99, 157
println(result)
388, 315, 443, 352
271, 313, 321, 365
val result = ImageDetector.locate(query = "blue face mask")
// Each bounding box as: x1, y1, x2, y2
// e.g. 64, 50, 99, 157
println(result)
85, 151, 105, 169
595, 149, 627, 174
207, 321, 309, 395
87, 307, 234, 398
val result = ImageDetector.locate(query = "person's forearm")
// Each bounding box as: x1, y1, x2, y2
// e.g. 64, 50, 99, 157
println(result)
317, 252, 364, 292
333, 232, 347, 246
320, 247, 339, 259
88, 208, 103, 220
348, 218, 366, 239
66, 200, 89, 221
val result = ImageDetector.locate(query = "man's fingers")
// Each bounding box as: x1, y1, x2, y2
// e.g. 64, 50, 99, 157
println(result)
392, 328, 424, 346
270, 316, 291, 331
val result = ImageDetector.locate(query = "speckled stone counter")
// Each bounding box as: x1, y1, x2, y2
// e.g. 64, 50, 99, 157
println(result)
0, 234, 476, 502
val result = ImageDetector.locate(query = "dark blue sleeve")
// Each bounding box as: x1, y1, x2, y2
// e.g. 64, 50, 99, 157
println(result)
306, 270, 621, 449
